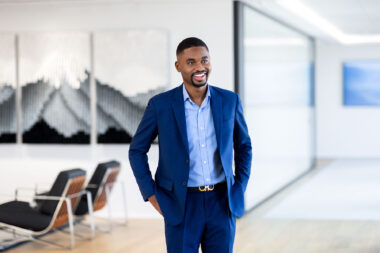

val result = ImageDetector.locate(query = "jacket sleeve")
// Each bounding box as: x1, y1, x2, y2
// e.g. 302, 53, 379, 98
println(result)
129, 98, 158, 201
233, 94, 252, 191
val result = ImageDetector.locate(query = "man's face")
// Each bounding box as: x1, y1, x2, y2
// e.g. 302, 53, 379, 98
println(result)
175, 46, 211, 88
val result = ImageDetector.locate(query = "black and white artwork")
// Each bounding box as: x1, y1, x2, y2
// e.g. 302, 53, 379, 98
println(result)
20, 33, 91, 143
94, 30, 168, 143
0, 34, 16, 143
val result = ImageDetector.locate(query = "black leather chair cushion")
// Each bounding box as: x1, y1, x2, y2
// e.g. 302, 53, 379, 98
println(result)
38, 168, 86, 216
75, 161, 120, 215
0, 201, 52, 231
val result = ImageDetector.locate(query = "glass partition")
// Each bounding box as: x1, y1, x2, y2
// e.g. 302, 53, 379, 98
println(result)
234, 2, 316, 210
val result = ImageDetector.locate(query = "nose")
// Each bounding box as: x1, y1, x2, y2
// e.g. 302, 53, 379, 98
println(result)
194, 62, 205, 72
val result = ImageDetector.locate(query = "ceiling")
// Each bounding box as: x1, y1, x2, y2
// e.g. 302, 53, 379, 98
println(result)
244, 0, 380, 44
303, 0, 380, 34
0, 0, 218, 3
0, 0, 379, 43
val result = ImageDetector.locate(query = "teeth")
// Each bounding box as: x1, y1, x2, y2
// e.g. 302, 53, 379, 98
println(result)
195, 73, 205, 77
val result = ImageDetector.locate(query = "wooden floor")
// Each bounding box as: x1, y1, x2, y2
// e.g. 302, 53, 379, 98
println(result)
4, 217, 380, 253
4, 161, 380, 253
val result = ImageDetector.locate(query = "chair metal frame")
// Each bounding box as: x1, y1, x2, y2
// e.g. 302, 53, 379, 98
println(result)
0, 175, 95, 250
77, 166, 127, 232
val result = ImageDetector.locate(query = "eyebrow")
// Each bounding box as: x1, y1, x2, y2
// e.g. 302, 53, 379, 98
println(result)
186, 56, 209, 61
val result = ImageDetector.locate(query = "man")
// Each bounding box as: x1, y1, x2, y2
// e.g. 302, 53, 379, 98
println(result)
129, 37, 252, 253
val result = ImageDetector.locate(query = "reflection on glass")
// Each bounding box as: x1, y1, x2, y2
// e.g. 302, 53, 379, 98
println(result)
239, 5, 315, 210
0, 34, 16, 143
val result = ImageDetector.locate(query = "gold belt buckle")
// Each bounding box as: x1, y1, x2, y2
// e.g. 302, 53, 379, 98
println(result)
198, 185, 215, 192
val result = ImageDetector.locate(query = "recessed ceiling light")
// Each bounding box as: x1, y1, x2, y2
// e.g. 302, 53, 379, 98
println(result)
277, 0, 380, 44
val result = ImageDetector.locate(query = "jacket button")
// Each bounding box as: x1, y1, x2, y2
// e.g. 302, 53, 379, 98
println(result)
183, 182, 187, 186
186, 159, 189, 163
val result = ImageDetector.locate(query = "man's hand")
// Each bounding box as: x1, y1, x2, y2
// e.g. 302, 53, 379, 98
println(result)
148, 194, 162, 215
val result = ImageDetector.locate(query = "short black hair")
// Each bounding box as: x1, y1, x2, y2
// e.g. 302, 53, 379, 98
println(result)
176, 37, 209, 56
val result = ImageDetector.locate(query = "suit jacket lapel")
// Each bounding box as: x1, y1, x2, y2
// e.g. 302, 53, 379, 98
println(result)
209, 85, 223, 150
171, 85, 189, 155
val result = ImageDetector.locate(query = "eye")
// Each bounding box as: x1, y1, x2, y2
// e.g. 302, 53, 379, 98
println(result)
188, 61, 194, 65
201, 59, 208, 64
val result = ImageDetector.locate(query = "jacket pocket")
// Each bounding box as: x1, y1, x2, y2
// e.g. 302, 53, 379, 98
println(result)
156, 177, 173, 191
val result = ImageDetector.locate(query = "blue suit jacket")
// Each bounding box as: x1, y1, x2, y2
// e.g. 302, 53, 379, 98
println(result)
129, 84, 252, 226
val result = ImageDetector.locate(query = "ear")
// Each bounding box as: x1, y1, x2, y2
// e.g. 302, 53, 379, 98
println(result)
175, 61, 181, 72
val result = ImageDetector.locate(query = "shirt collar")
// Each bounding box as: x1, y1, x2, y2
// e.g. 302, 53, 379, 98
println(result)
182, 83, 211, 103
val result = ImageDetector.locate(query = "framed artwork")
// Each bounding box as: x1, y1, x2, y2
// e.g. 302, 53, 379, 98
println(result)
94, 30, 169, 143
2, 30, 169, 144
343, 60, 380, 106
20, 32, 91, 143
0, 34, 16, 143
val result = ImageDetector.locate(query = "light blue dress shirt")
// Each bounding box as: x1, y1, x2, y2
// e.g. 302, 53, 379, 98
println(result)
183, 84, 225, 187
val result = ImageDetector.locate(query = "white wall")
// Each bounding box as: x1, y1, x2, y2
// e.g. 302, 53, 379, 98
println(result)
0, 0, 234, 218
0, 0, 233, 89
316, 40, 380, 158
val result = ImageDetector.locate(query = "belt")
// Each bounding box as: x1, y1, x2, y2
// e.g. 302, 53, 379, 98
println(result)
187, 181, 226, 192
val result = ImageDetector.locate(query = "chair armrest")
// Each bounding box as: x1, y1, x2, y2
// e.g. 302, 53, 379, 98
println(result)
33, 190, 88, 201
33, 190, 93, 219
86, 184, 99, 189
33, 195, 66, 201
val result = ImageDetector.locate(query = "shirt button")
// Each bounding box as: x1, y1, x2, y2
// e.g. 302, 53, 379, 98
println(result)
201, 144, 205, 148
206, 178, 210, 182
200, 127, 204, 130
183, 182, 187, 186
203, 161, 207, 164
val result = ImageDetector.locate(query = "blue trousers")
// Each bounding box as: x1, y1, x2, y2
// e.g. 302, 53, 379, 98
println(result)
164, 186, 236, 253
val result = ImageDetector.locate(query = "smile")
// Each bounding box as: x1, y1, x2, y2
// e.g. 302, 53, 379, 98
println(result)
192, 72, 207, 81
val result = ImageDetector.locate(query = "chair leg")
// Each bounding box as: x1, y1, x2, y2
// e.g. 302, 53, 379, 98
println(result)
104, 181, 128, 227
57, 192, 95, 241
55, 228, 91, 241
0, 229, 31, 250
65, 198, 75, 249
102, 181, 128, 228
86, 191, 96, 238
0, 226, 73, 250
33, 236, 71, 250
73, 181, 128, 234
120, 181, 128, 225
105, 185, 113, 232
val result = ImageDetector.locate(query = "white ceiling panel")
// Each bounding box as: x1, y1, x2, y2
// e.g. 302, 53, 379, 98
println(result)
245, 0, 380, 44
302, 0, 380, 34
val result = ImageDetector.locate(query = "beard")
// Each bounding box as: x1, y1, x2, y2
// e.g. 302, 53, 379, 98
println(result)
190, 71, 208, 88
191, 81, 207, 88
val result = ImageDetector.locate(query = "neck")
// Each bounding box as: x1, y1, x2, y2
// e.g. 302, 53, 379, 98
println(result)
184, 82, 208, 106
